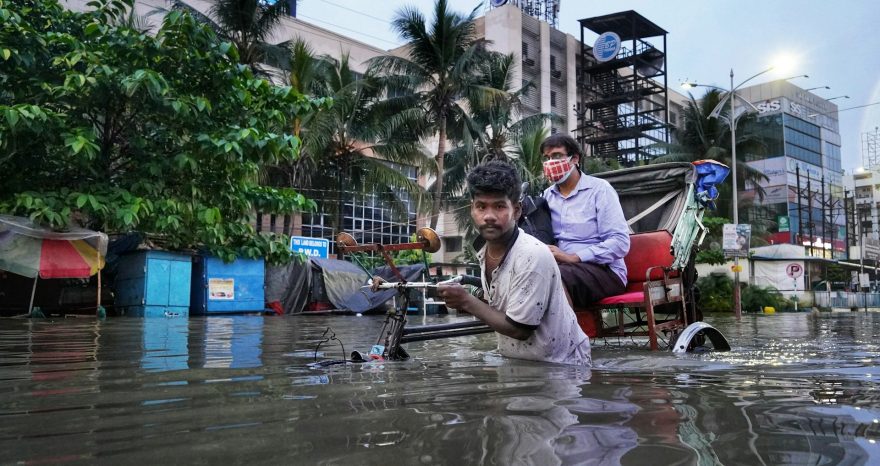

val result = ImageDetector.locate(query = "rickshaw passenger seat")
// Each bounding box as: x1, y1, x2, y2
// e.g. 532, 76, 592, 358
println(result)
575, 230, 686, 350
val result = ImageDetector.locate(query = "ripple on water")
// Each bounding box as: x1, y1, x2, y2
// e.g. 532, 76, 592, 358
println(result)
0, 313, 879, 464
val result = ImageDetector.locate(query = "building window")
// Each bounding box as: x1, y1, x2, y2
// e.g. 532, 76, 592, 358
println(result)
550, 55, 556, 71
302, 162, 419, 255
522, 79, 529, 96
443, 236, 462, 253
669, 112, 678, 125
522, 42, 528, 58
550, 90, 556, 107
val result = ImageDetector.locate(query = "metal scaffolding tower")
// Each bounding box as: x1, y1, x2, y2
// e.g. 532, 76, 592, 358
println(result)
575, 11, 669, 166
864, 126, 880, 169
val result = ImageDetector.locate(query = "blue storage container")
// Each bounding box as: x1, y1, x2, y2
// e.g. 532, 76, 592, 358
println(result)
191, 255, 265, 314
114, 250, 192, 317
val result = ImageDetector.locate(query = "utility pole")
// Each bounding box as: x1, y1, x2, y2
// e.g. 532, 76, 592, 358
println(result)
844, 190, 850, 257
796, 166, 804, 247
807, 177, 815, 259
861, 210, 868, 312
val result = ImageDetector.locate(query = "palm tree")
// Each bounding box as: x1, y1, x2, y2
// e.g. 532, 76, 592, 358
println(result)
298, 53, 432, 234
159, 0, 291, 76
653, 89, 769, 221
442, 53, 557, 242
367, 0, 485, 229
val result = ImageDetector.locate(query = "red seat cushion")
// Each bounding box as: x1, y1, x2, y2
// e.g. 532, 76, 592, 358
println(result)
624, 231, 674, 290
595, 290, 645, 305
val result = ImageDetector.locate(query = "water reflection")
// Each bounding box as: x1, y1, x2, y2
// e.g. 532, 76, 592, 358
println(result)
141, 318, 188, 372
0, 313, 879, 464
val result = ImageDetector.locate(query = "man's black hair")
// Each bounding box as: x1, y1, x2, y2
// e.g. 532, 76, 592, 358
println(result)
539, 134, 582, 157
467, 160, 522, 202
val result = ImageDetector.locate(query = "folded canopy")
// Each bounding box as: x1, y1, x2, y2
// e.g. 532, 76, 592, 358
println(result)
0, 215, 107, 279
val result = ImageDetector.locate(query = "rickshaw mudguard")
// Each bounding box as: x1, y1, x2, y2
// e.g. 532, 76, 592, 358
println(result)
672, 321, 732, 353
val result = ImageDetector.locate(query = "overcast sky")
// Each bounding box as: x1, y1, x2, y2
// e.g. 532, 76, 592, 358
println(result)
295, 0, 880, 171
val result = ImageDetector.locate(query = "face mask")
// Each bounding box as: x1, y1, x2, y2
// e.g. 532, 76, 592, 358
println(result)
543, 157, 575, 184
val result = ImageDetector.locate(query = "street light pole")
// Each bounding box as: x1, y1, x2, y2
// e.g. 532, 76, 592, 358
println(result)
729, 69, 742, 319
684, 69, 805, 318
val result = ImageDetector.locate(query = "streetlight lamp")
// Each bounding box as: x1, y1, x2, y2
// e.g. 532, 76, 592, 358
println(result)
827, 95, 850, 102
681, 68, 805, 318
805, 86, 830, 92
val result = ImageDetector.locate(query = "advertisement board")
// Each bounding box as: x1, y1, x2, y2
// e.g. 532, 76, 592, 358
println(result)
746, 157, 787, 187
723, 224, 751, 258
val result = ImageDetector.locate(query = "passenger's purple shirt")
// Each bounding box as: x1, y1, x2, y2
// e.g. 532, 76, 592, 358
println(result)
543, 172, 630, 285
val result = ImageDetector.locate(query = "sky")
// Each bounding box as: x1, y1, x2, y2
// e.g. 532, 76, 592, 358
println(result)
295, 0, 880, 172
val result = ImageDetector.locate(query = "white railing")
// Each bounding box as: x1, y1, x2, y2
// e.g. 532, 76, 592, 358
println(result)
814, 291, 880, 309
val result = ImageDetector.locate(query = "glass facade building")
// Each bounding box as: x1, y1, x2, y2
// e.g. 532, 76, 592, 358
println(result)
738, 81, 844, 259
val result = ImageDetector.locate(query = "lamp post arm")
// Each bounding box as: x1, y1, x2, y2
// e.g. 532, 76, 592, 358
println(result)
732, 67, 775, 92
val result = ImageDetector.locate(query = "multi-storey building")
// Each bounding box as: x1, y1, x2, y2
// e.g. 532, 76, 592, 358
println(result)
736, 81, 845, 259
432, 4, 683, 267
63, 0, 687, 266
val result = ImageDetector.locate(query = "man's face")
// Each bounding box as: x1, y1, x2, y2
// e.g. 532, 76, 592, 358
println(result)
471, 192, 521, 242
541, 145, 569, 162
542, 145, 580, 164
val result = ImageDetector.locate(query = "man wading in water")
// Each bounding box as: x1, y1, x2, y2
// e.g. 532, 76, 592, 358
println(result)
437, 161, 591, 366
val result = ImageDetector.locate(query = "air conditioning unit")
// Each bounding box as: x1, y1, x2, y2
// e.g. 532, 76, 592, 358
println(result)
523, 57, 535, 67
551, 70, 562, 79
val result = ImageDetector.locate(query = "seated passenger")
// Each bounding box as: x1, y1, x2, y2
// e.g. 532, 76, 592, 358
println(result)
540, 134, 630, 307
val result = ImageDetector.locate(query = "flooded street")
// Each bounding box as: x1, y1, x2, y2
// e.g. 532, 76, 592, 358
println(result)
1, 312, 879, 465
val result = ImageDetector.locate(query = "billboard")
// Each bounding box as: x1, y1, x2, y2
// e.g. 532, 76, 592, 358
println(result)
746, 157, 787, 188
723, 224, 751, 258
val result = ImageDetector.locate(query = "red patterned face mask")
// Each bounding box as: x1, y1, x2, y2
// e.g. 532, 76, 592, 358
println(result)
543, 157, 574, 184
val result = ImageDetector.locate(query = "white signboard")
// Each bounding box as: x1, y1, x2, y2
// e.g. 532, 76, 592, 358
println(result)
723, 224, 751, 257
208, 278, 235, 300
865, 238, 880, 261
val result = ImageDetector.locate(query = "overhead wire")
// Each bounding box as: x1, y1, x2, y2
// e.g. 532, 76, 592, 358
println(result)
317, 0, 393, 26
296, 14, 401, 48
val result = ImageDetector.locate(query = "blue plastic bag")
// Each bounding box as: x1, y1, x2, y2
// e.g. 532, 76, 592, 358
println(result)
693, 160, 730, 210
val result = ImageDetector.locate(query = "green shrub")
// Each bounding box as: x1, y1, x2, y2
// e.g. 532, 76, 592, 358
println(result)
697, 273, 794, 313
696, 273, 733, 313
742, 284, 795, 312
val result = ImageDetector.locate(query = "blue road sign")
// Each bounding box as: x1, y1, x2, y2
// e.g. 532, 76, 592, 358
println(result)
290, 236, 329, 258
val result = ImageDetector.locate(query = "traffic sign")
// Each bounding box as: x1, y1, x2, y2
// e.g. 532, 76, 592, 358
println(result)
786, 263, 803, 279
290, 236, 329, 258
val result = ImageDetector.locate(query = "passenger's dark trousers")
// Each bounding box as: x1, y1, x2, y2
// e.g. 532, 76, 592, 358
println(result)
558, 262, 626, 308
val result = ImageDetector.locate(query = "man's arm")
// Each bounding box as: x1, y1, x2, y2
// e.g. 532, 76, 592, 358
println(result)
438, 284, 533, 340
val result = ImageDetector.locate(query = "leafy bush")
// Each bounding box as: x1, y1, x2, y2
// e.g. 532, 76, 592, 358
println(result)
696, 273, 733, 313
742, 284, 794, 312
695, 216, 730, 265
697, 273, 794, 313
0, 0, 327, 264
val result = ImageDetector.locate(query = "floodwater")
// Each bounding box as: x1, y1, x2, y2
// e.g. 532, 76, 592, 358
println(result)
1, 312, 879, 465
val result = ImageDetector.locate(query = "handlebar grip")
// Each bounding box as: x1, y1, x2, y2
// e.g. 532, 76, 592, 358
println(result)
458, 275, 482, 287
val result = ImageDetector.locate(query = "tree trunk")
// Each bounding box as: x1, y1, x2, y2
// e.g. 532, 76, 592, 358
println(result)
430, 118, 446, 230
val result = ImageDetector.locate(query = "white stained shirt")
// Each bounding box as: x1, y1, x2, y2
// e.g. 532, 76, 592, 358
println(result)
479, 229, 591, 366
